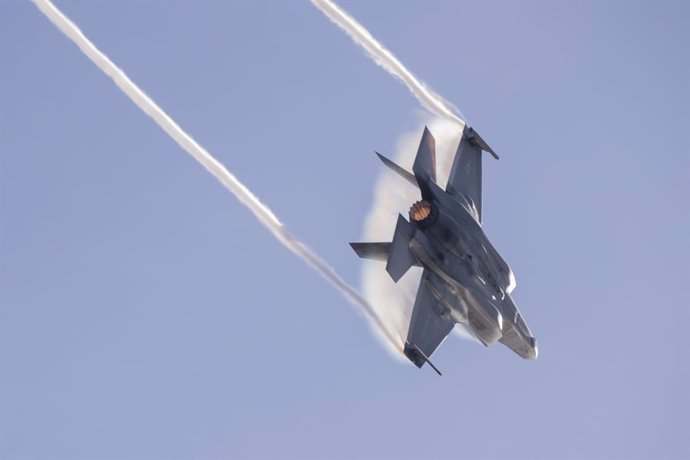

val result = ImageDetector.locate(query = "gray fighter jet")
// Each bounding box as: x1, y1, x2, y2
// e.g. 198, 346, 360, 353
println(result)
351, 126, 537, 374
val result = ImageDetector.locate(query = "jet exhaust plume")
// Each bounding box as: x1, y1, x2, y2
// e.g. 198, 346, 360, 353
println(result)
31, 0, 403, 355
311, 0, 466, 128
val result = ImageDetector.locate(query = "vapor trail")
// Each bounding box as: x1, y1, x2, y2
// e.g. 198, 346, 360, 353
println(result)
311, 0, 466, 128
31, 0, 402, 354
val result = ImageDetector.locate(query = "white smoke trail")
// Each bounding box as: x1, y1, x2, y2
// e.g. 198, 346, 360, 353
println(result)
31, 0, 403, 354
311, 0, 466, 128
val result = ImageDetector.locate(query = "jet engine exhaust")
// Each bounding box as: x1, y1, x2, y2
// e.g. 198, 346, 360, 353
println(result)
31, 0, 403, 356
409, 200, 432, 223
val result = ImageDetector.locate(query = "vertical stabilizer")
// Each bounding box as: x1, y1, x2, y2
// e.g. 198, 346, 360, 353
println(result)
412, 127, 437, 192
386, 214, 417, 282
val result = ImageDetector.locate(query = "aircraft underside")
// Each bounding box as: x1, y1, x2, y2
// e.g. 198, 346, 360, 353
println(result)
351, 125, 537, 374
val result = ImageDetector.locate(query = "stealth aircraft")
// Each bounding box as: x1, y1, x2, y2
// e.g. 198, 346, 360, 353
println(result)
351, 126, 537, 374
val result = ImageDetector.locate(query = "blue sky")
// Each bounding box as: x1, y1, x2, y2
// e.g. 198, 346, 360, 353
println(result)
1, 1, 688, 459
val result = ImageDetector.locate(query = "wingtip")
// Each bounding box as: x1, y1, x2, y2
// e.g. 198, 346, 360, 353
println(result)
405, 342, 443, 376
465, 125, 499, 159
349, 242, 364, 258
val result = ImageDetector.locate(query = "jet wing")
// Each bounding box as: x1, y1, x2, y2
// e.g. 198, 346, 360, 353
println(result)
446, 126, 496, 223
404, 269, 455, 374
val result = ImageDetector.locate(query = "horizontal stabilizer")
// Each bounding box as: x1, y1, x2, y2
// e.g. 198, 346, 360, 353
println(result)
386, 214, 417, 282
349, 242, 391, 262
375, 152, 417, 187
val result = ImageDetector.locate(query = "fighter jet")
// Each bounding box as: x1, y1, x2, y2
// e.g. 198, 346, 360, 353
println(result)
350, 126, 537, 375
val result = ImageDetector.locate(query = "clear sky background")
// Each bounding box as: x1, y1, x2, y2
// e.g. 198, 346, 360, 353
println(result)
1, 1, 688, 459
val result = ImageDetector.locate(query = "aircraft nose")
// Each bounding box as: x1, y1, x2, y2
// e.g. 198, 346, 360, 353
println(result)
526, 337, 539, 360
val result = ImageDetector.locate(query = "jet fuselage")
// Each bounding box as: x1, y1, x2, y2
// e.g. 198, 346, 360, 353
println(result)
351, 125, 537, 369
407, 179, 530, 350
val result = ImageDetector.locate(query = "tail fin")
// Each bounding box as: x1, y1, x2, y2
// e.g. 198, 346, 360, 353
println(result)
349, 216, 418, 281
350, 242, 422, 267
349, 242, 391, 262
386, 214, 417, 282
412, 127, 437, 184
